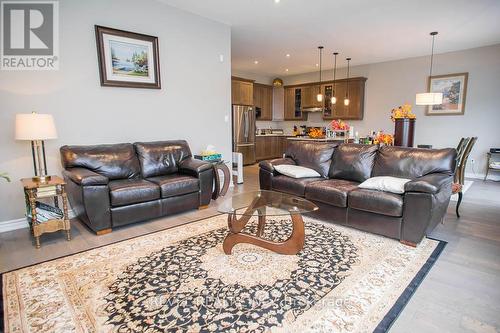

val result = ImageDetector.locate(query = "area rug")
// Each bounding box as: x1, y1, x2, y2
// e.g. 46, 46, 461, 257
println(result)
1, 215, 445, 333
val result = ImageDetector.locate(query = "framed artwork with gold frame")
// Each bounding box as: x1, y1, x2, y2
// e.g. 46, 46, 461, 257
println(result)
426, 72, 468, 116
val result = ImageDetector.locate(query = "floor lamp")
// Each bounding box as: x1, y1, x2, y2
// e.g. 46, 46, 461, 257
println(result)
15, 113, 58, 183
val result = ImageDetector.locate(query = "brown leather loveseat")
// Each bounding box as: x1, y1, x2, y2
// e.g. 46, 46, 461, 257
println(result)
259, 141, 456, 245
60, 140, 213, 234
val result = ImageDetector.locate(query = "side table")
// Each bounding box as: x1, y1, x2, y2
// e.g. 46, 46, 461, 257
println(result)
484, 152, 500, 181
21, 176, 71, 248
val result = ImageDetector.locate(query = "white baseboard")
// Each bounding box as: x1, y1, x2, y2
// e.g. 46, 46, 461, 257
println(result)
0, 209, 76, 233
465, 172, 500, 181
0, 218, 29, 233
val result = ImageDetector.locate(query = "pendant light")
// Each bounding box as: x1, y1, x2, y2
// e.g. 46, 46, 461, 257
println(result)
331, 52, 338, 104
416, 31, 443, 105
344, 57, 351, 106
316, 46, 324, 102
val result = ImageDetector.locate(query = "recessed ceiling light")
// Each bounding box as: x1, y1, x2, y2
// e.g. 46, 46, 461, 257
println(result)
274, 0, 280, 3
254, 60, 259, 64
285, 68, 289, 72
286, 54, 290, 58
315, 63, 319, 67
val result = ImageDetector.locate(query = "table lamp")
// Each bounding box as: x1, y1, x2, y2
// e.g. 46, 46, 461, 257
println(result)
15, 112, 58, 183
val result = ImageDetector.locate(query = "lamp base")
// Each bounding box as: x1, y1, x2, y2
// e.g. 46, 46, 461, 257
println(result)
32, 175, 52, 183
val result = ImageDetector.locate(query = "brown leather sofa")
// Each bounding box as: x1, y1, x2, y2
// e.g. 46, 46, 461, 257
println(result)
259, 141, 456, 245
60, 140, 213, 234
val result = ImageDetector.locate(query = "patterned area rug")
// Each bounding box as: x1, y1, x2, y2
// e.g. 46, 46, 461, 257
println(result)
1, 215, 445, 333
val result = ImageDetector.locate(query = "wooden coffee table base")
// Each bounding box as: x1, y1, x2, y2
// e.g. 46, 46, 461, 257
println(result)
222, 212, 305, 255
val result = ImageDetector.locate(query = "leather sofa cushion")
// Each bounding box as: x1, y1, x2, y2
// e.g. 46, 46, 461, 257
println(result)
108, 179, 160, 207
134, 140, 193, 178
147, 174, 199, 198
348, 188, 404, 217
305, 179, 359, 207
285, 141, 338, 178
329, 143, 379, 183
272, 175, 322, 197
60, 143, 141, 180
372, 146, 457, 179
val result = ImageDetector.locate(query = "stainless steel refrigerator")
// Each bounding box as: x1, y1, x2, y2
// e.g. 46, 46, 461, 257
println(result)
232, 105, 256, 165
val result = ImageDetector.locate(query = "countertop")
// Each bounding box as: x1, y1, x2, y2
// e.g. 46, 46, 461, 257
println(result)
287, 137, 352, 142
255, 134, 287, 137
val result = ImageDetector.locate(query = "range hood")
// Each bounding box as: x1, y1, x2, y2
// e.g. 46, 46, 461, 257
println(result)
301, 106, 323, 112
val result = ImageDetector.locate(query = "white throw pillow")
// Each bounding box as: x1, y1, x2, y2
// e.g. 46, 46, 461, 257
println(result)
274, 164, 321, 179
358, 176, 411, 194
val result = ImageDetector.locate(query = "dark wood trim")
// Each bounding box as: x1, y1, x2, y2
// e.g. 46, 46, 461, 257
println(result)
284, 76, 367, 88
95, 25, 161, 89
231, 76, 255, 83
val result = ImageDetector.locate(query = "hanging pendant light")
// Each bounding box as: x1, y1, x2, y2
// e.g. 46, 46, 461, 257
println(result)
316, 46, 324, 102
344, 57, 351, 106
331, 52, 338, 104
416, 31, 443, 105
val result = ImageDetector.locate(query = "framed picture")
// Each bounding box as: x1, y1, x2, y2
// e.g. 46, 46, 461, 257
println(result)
426, 73, 468, 115
95, 25, 161, 89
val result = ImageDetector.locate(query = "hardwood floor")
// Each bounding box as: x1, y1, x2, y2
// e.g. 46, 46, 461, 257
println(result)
1, 165, 499, 332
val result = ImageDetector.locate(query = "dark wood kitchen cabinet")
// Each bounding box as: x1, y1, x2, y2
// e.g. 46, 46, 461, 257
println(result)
284, 87, 307, 120
323, 77, 366, 120
256, 136, 288, 161
254, 83, 273, 120
232, 77, 254, 105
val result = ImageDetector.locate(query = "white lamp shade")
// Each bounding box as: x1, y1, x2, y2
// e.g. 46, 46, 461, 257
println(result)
316, 93, 323, 102
15, 113, 58, 140
415, 92, 443, 105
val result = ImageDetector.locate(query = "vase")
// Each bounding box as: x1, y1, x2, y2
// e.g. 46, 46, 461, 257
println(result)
394, 118, 415, 147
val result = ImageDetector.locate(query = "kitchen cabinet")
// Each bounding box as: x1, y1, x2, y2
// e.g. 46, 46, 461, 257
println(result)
283, 77, 366, 120
256, 136, 288, 161
284, 87, 307, 120
328, 78, 366, 120
232, 77, 254, 105
302, 84, 323, 108
254, 83, 273, 120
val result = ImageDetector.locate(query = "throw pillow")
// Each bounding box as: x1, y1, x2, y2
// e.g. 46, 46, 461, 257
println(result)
358, 176, 411, 194
274, 164, 321, 179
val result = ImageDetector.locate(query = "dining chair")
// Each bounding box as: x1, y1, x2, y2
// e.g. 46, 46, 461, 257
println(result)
452, 137, 477, 217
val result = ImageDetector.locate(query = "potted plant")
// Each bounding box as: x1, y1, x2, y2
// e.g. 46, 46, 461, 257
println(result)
391, 103, 416, 147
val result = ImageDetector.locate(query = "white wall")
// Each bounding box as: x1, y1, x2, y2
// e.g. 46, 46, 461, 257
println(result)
273, 45, 500, 177
0, 0, 232, 223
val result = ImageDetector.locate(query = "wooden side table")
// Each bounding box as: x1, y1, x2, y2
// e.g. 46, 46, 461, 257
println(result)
21, 176, 71, 248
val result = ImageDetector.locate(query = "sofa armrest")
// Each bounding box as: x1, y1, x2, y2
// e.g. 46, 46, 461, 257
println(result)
179, 158, 213, 177
405, 173, 452, 194
259, 157, 296, 174
62, 168, 108, 186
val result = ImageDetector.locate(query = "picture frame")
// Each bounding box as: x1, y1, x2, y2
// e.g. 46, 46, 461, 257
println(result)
95, 25, 161, 89
426, 72, 468, 115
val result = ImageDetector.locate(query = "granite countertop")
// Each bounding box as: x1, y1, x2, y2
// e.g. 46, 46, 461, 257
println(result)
255, 134, 286, 137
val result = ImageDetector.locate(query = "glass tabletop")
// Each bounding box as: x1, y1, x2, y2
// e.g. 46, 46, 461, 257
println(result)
217, 190, 318, 216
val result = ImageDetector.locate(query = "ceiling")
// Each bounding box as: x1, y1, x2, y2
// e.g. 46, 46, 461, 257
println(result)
160, 0, 500, 76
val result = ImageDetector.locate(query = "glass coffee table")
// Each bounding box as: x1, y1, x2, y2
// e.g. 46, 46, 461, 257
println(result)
217, 190, 318, 255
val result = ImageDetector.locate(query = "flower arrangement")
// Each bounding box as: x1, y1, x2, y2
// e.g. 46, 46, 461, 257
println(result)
308, 127, 325, 139
374, 132, 394, 146
390, 103, 416, 122
329, 119, 350, 131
